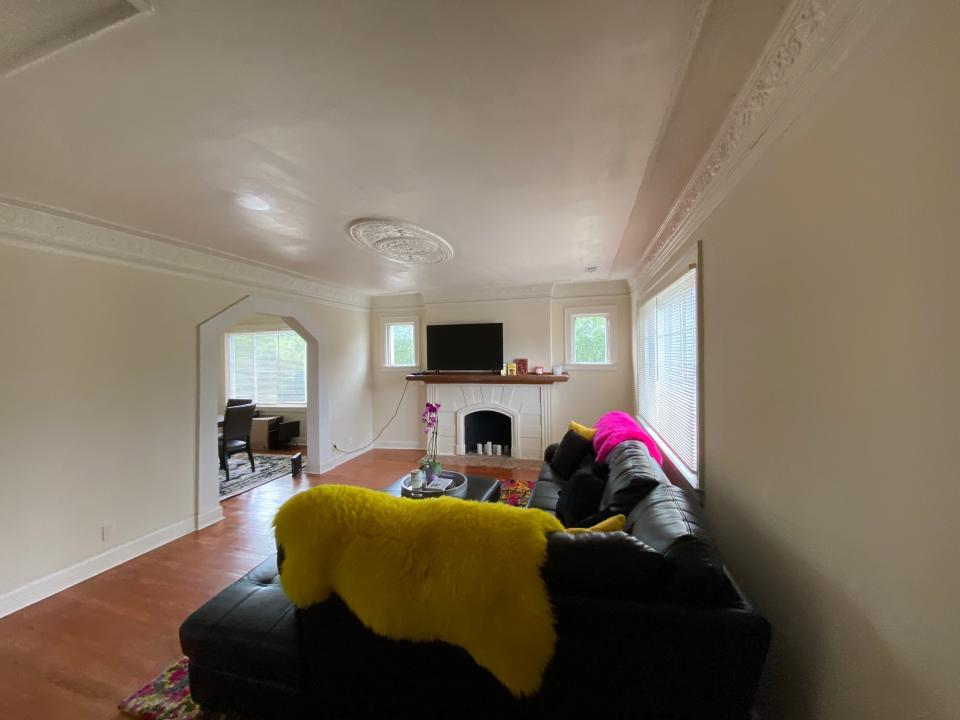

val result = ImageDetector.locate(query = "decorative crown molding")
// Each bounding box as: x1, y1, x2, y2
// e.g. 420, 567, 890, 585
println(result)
631, 0, 883, 290
0, 200, 372, 309
420, 283, 556, 305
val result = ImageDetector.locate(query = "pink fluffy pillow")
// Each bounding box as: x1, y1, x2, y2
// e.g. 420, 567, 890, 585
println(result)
592, 411, 663, 466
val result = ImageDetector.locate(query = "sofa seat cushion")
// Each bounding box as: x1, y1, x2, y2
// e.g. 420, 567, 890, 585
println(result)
598, 440, 667, 516
526, 479, 562, 515
180, 555, 302, 690
626, 484, 726, 603
555, 467, 607, 527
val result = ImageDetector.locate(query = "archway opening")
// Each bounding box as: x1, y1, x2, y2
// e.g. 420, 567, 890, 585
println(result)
197, 296, 330, 528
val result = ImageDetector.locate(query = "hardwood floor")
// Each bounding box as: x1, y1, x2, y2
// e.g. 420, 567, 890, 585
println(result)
0, 449, 538, 719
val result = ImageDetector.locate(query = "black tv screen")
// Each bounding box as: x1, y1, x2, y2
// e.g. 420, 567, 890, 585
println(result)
426, 323, 503, 372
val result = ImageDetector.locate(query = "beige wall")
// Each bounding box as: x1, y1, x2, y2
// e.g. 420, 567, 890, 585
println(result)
0, 243, 372, 599
551, 289, 635, 429
369, 285, 636, 449
648, 3, 959, 717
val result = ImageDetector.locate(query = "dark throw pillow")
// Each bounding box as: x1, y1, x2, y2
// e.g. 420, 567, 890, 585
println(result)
556, 467, 607, 527
550, 429, 594, 480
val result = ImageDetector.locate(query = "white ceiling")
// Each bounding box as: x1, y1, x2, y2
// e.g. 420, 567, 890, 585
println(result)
0, 0, 706, 294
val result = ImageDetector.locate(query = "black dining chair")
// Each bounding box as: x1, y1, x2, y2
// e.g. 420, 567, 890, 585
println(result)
219, 402, 257, 481
226, 398, 254, 407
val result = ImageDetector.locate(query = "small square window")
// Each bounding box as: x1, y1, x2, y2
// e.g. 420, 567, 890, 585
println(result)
385, 321, 417, 367
566, 309, 613, 366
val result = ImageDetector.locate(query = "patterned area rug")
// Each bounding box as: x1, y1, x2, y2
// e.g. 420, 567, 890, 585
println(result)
219, 453, 299, 500
499, 477, 536, 506
122, 477, 537, 719
119, 657, 232, 719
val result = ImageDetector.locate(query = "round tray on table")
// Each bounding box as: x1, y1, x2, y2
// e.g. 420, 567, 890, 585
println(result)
400, 470, 469, 499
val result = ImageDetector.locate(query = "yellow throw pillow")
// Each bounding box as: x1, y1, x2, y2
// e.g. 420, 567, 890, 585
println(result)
564, 514, 626, 534
568, 420, 596, 441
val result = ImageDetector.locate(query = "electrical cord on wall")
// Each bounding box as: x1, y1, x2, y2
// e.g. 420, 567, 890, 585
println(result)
332, 380, 411, 454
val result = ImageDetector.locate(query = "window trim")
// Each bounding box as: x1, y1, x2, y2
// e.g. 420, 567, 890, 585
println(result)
635, 245, 702, 488
564, 305, 616, 369
225, 328, 309, 407
382, 316, 420, 370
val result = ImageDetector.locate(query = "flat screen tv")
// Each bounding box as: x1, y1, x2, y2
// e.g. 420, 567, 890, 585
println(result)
426, 323, 503, 372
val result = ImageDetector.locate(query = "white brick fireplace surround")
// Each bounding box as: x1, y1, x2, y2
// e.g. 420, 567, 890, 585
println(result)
427, 383, 553, 461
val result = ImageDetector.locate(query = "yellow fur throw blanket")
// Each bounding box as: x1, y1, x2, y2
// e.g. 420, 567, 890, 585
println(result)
273, 484, 564, 696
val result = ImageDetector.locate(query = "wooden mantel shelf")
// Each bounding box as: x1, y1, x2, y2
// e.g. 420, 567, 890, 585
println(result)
405, 372, 569, 385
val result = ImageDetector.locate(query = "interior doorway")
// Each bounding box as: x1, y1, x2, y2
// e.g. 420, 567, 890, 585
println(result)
218, 314, 310, 500
197, 296, 330, 528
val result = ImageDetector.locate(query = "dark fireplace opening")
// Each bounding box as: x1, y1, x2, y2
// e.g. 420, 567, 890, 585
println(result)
464, 410, 511, 457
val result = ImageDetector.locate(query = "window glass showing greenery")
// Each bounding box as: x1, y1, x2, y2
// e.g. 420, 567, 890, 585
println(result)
228, 329, 306, 404
387, 321, 417, 367
571, 313, 610, 364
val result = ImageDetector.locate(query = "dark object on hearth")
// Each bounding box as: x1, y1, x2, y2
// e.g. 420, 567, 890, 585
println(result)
291, 453, 302, 475
218, 403, 256, 482
181, 439, 770, 719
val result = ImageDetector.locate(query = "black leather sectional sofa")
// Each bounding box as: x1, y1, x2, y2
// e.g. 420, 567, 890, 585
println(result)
180, 432, 770, 718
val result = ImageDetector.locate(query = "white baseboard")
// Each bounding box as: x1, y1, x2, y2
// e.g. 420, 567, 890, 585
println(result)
0, 515, 197, 619
310, 440, 421, 473
197, 505, 224, 530
375, 440, 424, 450
311, 447, 367, 473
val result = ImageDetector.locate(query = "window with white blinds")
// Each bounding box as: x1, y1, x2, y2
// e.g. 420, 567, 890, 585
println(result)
227, 329, 307, 405
637, 268, 698, 475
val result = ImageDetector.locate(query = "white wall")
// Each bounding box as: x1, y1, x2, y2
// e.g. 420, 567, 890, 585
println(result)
369, 283, 636, 451
633, 3, 960, 717
0, 242, 372, 604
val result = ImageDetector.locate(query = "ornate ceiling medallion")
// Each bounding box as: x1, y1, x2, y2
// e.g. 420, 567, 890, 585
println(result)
347, 219, 454, 264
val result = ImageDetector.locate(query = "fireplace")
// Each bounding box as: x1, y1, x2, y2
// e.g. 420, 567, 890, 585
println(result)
464, 410, 512, 456
427, 383, 552, 460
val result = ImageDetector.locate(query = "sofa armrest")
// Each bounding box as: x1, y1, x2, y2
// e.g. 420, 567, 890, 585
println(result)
543, 442, 559, 464
180, 555, 304, 709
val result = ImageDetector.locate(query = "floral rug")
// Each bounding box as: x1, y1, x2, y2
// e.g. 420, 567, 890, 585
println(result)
119, 657, 234, 719
498, 477, 536, 506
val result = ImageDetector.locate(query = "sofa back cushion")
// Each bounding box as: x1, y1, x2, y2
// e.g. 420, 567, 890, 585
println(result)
550, 429, 594, 480
626, 484, 726, 603
542, 530, 666, 600
598, 440, 666, 516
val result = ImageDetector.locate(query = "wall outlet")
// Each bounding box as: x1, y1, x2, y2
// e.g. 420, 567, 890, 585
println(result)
100, 525, 112, 543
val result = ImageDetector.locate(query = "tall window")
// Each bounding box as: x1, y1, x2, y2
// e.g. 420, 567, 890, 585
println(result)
566, 308, 613, 366
637, 268, 698, 477
228, 329, 307, 405
385, 320, 417, 367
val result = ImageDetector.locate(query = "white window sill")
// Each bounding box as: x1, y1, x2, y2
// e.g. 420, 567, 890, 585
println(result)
381, 365, 419, 372
566, 363, 618, 372
636, 416, 699, 489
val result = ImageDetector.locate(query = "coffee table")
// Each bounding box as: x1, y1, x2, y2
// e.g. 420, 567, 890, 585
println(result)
382, 473, 501, 503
